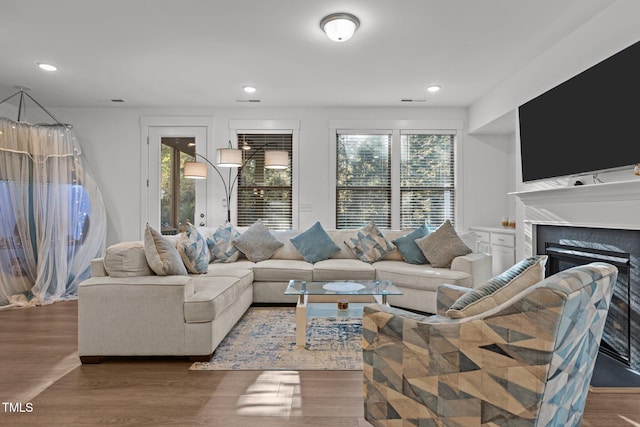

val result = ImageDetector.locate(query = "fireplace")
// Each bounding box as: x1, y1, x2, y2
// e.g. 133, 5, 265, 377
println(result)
535, 224, 640, 373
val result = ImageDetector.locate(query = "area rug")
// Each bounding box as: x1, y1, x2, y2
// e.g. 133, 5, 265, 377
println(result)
189, 306, 363, 371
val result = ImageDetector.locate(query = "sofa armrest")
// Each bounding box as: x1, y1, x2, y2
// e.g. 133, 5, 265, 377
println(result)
450, 252, 492, 287
78, 276, 194, 356
435, 283, 472, 316
90, 257, 107, 277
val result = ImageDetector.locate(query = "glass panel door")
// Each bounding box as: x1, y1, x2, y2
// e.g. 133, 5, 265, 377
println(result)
147, 127, 207, 233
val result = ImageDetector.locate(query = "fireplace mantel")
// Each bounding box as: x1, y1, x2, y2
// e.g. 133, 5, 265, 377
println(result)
510, 179, 640, 204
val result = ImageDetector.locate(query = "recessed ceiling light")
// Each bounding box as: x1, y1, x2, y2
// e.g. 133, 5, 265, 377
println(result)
37, 62, 58, 71
426, 85, 441, 93
243, 85, 257, 93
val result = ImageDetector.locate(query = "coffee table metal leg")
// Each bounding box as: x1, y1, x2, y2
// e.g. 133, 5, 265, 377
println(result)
296, 294, 307, 347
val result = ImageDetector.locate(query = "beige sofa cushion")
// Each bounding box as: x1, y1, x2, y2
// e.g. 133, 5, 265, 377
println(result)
270, 230, 305, 260
103, 241, 153, 277
204, 261, 255, 278
374, 260, 472, 292
313, 259, 375, 281
252, 259, 314, 282
184, 275, 253, 323
325, 230, 359, 259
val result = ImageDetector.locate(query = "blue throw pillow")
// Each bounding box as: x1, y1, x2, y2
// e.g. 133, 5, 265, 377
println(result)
392, 224, 430, 264
290, 221, 341, 263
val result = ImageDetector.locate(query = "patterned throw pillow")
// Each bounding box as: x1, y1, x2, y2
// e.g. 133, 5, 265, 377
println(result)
415, 220, 472, 268
345, 221, 395, 263
143, 223, 188, 276
207, 224, 241, 263
290, 221, 341, 263
177, 222, 210, 274
446, 255, 548, 319
232, 219, 284, 262
392, 224, 430, 264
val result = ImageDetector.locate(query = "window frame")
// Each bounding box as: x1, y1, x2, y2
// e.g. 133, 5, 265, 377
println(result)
228, 120, 300, 229
329, 120, 463, 230
399, 131, 456, 229
335, 130, 393, 229
236, 132, 293, 230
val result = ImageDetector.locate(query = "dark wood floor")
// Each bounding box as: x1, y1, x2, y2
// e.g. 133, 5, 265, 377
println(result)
1, 300, 639, 426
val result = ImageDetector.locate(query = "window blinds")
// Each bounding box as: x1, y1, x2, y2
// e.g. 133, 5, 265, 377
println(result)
336, 132, 391, 228
400, 133, 455, 229
237, 133, 292, 230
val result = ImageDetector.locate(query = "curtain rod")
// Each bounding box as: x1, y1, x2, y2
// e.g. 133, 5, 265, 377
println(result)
0, 87, 70, 128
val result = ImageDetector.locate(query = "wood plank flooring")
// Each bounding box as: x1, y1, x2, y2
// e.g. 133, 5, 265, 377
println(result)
1, 300, 639, 426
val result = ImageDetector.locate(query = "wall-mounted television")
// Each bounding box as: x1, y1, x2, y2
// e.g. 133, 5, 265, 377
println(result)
518, 40, 640, 182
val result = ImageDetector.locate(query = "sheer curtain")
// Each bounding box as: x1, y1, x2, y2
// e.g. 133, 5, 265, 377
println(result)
0, 117, 106, 308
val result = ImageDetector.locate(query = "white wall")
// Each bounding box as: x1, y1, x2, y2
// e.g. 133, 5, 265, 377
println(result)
468, 0, 640, 134
29, 105, 506, 246
463, 133, 515, 229
465, 0, 640, 261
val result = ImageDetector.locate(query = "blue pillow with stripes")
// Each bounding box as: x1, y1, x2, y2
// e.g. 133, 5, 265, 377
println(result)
446, 255, 548, 318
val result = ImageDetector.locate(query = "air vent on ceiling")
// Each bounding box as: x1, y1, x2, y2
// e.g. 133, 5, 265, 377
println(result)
400, 99, 427, 103
236, 99, 261, 103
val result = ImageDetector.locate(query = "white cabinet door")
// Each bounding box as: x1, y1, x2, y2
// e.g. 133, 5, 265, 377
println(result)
492, 245, 515, 275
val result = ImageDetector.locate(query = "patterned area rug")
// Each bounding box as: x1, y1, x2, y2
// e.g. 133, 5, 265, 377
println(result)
190, 306, 363, 371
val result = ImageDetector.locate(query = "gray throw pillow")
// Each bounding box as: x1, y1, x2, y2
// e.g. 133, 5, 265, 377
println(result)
446, 255, 548, 318
232, 219, 284, 262
143, 223, 188, 276
290, 221, 341, 263
415, 220, 471, 268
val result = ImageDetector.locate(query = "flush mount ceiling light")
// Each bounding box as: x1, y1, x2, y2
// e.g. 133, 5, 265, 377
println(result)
243, 85, 257, 93
320, 13, 360, 42
426, 85, 441, 93
37, 62, 58, 71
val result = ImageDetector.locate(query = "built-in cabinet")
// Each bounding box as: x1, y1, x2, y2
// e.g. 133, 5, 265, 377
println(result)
468, 226, 516, 276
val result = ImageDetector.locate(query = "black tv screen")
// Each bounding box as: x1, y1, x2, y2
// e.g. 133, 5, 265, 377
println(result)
519, 41, 640, 182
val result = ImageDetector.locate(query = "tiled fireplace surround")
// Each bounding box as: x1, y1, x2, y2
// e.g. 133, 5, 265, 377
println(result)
514, 180, 640, 373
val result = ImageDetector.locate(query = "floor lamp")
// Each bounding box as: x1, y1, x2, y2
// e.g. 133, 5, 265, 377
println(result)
184, 142, 288, 224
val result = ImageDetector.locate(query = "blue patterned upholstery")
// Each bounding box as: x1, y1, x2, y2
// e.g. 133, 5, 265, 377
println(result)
177, 222, 209, 274
363, 262, 618, 426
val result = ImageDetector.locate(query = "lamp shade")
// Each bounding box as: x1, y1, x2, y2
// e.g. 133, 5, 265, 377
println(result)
183, 162, 207, 179
265, 150, 289, 169
320, 13, 360, 42
216, 148, 243, 167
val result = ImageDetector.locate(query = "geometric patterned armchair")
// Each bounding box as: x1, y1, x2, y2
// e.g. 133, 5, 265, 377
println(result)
363, 262, 617, 427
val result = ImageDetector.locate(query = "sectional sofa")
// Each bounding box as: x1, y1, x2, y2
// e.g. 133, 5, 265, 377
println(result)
77, 224, 491, 363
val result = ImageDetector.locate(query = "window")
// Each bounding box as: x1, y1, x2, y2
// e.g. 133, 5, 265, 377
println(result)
336, 133, 391, 228
160, 137, 195, 235
335, 128, 456, 229
237, 133, 292, 230
400, 133, 455, 229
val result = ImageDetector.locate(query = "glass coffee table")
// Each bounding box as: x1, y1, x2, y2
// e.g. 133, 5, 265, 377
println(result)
284, 279, 403, 347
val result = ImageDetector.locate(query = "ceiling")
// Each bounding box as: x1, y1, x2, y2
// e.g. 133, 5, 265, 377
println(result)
0, 0, 615, 110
